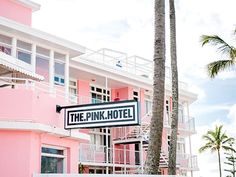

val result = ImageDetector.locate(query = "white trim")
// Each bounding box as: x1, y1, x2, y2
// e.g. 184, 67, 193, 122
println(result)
14, 0, 41, 12
0, 17, 85, 57
0, 52, 44, 80
0, 120, 90, 141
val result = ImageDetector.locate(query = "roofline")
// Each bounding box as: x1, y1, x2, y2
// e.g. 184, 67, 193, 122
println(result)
14, 0, 41, 12
0, 16, 86, 57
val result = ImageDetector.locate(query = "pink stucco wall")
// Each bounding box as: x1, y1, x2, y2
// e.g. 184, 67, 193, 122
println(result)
0, 87, 65, 128
0, 0, 32, 26
77, 80, 90, 104
0, 130, 80, 177
111, 86, 133, 101
0, 130, 39, 177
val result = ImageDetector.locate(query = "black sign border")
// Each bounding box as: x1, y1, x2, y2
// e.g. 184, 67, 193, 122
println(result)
63, 100, 139, 129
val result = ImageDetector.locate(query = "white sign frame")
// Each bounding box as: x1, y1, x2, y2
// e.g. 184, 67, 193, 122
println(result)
63, 100, 139, 129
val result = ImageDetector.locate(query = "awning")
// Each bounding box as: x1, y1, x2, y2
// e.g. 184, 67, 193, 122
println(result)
0, 52, 44, 81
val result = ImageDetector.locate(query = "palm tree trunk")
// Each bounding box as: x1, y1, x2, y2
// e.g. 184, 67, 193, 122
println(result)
217, 149, 222, 177
145, 0, 166, 174
168, 0, 179, 175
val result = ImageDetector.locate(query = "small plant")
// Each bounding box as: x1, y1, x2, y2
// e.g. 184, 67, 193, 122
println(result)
78, 163, 84, 174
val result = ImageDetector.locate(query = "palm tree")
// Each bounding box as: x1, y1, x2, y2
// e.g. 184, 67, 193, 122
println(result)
200, 34, 236, 78
145, 0, 166, 174
168, 0, 179, 175
199, 125, 235, 177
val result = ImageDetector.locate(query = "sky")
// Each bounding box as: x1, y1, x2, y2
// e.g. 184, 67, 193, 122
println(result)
32, 0, 236, 176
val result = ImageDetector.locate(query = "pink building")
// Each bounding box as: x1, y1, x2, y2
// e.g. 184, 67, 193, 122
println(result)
0, 0, 198, 177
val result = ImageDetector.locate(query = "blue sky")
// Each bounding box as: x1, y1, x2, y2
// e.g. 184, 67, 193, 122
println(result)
32, 0, 236, 176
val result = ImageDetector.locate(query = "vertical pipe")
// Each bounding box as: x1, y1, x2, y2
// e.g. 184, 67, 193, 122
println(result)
186, 101, 193, 177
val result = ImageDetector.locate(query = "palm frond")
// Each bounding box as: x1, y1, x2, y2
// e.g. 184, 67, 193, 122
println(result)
200, 35, 236, 59
222, 145, 236, 152
222, 137, 235, 145
199, 144, 212, 153
202, 135, 215, 143
207, 59, 234, 78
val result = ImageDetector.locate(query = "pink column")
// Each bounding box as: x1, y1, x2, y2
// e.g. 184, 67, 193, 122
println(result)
77, 80, 91, 104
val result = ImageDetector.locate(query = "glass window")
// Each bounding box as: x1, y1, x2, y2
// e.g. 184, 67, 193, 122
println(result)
54, 52, 65, 61
17, 51, 31, 64
36, 46, 50, 57
41, 146, 65, 174
36, 56, 49, 81
54, 61, 65, 86
145, 99, 152, 114
17, 40, 31, 51
0, 34, 12, 45
17, 40, 32, 64
42, 147, 63, 155
90, 85, 110, 103
0, 46, 11, 55
55, 62, 65, 76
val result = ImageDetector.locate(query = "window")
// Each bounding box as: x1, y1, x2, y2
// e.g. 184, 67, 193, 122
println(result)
0, 34, 12, 55
145, 99, 152, 114
90, 128, 111, 149
36, 46, 50, 81
54, 60, 65, 86
36, 56, 49, 81
90, 85, 110, 103
69, 79, 77, 103
17, 40, 32, 64
41, 146, 66, 173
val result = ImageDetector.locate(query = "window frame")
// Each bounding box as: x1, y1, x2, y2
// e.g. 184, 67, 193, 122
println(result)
41, 145, 67, 174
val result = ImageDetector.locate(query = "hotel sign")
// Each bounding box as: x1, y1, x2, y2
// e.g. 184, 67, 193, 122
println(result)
58, 100, 139, 129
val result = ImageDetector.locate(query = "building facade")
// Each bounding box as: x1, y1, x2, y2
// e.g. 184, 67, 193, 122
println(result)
0, 0, 198, 177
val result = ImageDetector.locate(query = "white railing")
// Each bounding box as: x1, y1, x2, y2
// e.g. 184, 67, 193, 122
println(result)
79, 143, 198, 172
34, 174, 186, 177
77, 48, 189, 91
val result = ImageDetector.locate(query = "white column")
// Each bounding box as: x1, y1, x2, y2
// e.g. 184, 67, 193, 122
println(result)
11, 37, 17, 58
49, 50, 54, 93
186, 101, 193, 177
31, 43, 36, 73
112, 142, 115, 174
105, 76, 109, 174
140, 140, 144, 174
124, 145, 126, 174
65, 54, 69, 102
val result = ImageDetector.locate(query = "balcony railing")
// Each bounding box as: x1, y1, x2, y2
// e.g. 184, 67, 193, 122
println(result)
77, 48, 189, 91
79, 143, 198, 172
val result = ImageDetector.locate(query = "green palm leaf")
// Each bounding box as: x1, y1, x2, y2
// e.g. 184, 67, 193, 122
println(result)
200, 35, 236, 59
207, 60, 234, 78
199, 125, 235, 177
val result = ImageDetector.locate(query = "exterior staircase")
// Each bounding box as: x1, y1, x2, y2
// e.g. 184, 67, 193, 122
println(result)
113, 112, 169, 169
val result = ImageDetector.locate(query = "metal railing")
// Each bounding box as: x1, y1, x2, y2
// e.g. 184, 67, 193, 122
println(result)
77, 48, 189, 91
79, 143, 198, 172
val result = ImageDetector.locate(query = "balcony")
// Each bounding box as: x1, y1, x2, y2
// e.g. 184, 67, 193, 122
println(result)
77, 48, 190, 92
79, 143, 198, 173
